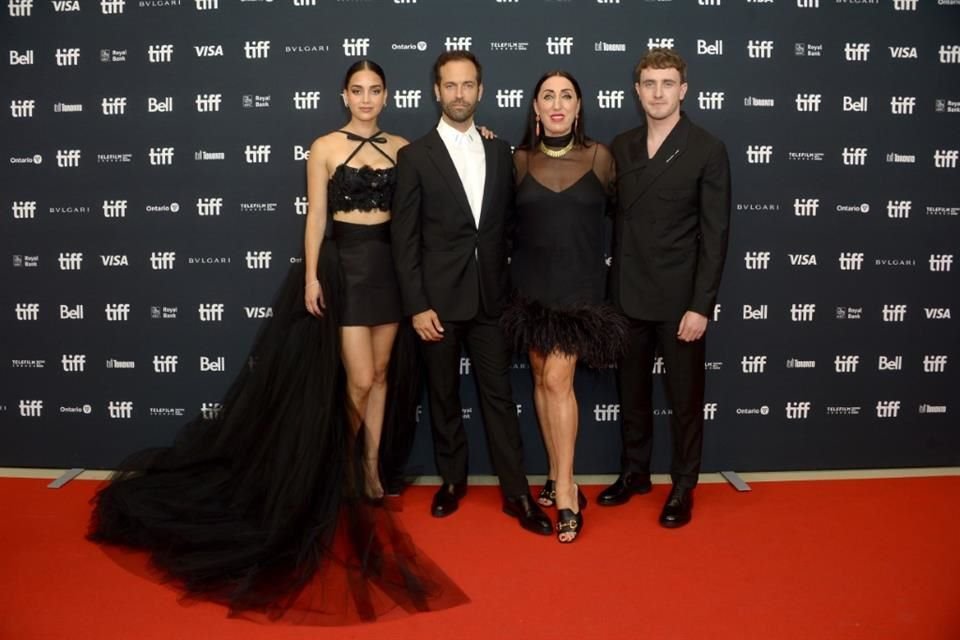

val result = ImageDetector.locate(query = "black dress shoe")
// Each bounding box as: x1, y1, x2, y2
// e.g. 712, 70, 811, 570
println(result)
596, 472, 652, 506
659, 485, 694, 528
502, 494, 552, 535
431, 482, 466, 518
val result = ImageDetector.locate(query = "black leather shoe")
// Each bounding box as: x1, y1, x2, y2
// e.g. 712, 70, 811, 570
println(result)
502, 494, 552, 535
596, 472, 652, 506
431, 482, 466, 518
659, 485, 694, 528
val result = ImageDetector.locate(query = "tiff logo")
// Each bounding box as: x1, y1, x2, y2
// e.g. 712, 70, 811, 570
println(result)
597, 90, 625, 109
886, 200, 911, 219
56, 48, 80, 66
593, 404, 620, 422
195, 0, 218, 8
104, 303, 131, 321
796, 0, 818, 6
195, 94, 222, 112
443, 37, 471, 52
794, 198, 819, 217
293, 91, 321, 110
893, 0, 917, 9
108, 401, 133, 419
100, 0, 124, 13
460, 357, 472, 375
890, 96, 916, 115
295, 196, 308, 216
785, 402, 812, 419
245, 251, 272, 269
196, 197, 223, 216
923, 355, 948, 373
546, 37, 574, 55
747, 40, 774, 59
245, 145, 271, 163
58, 252, 83, 270
57, 149, 81, 167
103, 199, 127, 218
12, 201, 37, 219
15, 303, 40, 320
200, 402, 222, 419
198, 303, 224, 321
101, 97, 127, 115
795, 93, 822, 112
744, 251, 771, 270
746, 145, 773, 164
150, 251, 176, 270
149, 147, 174, 165
842, 147, 868, 165
876, 401, 900, 418
9, 0, 33, 16
882, 304, 907, 322
19, 400, 43, 417
838, 252, 864, 271
647, 38, 675, 50
741, 355, 767, 373
244, 41, 270, 59
939, 45, 960, 64
698, 91, 724, 110
61, 354, 86, 372
929, 254, 953, 272
844, 43, 870, 61
834, 355, 859, 373
790, 304, 816, 322
343, 38, 371, 56
699, 0, 721, 6
10, 99, 35, 117
393, 90, 422, 109
495, 89, 523, 108
652, 356, 665, 374
147, 44, 174, 63
933, 149, 959, 168
153, 355, 178, 373
703, 403, 718, 421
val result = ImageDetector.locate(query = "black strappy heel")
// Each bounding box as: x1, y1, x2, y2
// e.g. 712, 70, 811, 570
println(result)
537, 480, 556, 507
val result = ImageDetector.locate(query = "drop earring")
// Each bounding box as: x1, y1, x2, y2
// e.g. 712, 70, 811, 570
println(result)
535, 115, 540, 138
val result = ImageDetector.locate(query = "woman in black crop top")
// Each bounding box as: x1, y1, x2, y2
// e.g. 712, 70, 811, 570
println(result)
89, 60, 466, 624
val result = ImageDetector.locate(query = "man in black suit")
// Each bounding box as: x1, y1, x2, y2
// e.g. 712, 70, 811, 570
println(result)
598, 49, 731, 528
391, 51, 550, 535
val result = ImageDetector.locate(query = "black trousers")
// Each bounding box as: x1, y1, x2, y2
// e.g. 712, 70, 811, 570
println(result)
617, 318, 706, 488
420, 311, 529, 498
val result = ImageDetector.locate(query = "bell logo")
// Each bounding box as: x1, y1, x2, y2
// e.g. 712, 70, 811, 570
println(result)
150, 251, 176, 270
842, 147, 868, 165
793, 198, 819, 216
546, 37, 574, 55
697, 91, 724, 110
933, 149, 959, 168
198, 303, 224, 321
200, 402, 222, 419
61, 354, 86, 372
795, 93, 822, 112
746, 145, 773, 164
647, 38, 675, 50
878, 355, 903, 371
58, 252, 83, 270
100, 0, 124, 14
108, 401, 134, 419
9, 0, 33, 16
293, 91, 321, 110
890, 96, 916, 115
15, 303, 40, 321
152, 355, 178, 373
343, 38, 371, 56
929, 254, 953, 272
59, 304, 83, 319
104, 303, 131, 321
55, 48, 80, 66
102, 199, 127, 218
593, 404, 620, 422
790, 303, 816, 322
19, 400, 43, 417
889, 46, 918, 59
924, 307, 951, 319
744, 251, 771, 270
741, 355, 767, 373
149, 147, 175, 165
147, 44, 174, 63
789, 254, 817, 266
9, 50, 35, 65
194, 45, 223, 57
876, 401, 901, 418
195, 94, 222, 112
844, 43, 870, 61
244, 41, 270, 59
747, 40, 774, 59
923, 355, 948, 373
295, 196, 308, 216
12, 201, 37, 219
101, 97, 127, 115
293, 145, 310, 161
785, 402, 812, 419
196, 197, 223, 216
200, 356, 225, 372
843, 96, 868, 112
596, 90, 625, 110
495, 89, 523, 109
10, 99, 35, 117
886, 200, 911, 219
194, 0, 218, 8
893, 0, 917, 8
245, 145, 271, 163
742, 304, 768, 320
147, 97, 173, 113
882, 304, 907, 322
838, 252, 864, 271
56, 149, 81, 167
703, 403, 718, 420
245, 251, 272, 269
940, 45, 960, 64
393, 90, 422, 109
652, 356, 665, 374
697, 39, 723, 55
834, 355, 859, 373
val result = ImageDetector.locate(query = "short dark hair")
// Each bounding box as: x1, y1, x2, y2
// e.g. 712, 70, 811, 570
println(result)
634, 48, 687, 84
343, 59, 386, 89
433, 50, 483, 86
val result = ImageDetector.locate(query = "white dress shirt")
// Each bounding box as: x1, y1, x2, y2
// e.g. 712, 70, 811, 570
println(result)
436, 118, 486, 228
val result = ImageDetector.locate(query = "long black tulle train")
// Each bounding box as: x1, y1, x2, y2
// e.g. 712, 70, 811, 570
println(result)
88, 248, 466, 624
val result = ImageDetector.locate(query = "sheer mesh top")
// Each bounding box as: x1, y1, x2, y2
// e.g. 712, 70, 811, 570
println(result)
328, 131, 397, 214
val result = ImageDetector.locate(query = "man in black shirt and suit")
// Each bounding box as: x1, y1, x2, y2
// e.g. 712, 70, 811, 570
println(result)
599, 49, 731, 528
391, 51, 550, 536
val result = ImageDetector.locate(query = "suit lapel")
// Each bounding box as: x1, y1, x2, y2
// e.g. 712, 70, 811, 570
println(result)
424, 129, 475, 225
623, 116, 691, 212
477, 137, 499, 229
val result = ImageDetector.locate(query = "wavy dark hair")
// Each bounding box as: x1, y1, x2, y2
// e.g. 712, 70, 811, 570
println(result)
519, 70, 592, 150
343, 59, 386, 89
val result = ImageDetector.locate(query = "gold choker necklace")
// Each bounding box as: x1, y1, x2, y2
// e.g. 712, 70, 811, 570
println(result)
539, 138, 574, 158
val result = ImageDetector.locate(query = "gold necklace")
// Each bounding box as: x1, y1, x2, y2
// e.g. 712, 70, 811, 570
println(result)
538, 138, 575, 158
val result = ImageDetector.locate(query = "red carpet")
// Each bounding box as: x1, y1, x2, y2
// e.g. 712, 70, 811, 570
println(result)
1, 476, 958, 640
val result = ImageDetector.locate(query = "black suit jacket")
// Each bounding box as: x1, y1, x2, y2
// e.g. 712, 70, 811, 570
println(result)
391, 129, 515, 321
610, 114, 731, 321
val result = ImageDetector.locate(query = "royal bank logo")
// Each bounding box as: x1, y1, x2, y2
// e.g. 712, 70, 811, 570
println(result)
934, 149, 959, 168
794, 42, 823, 57
546, 37, 574, 55
14, 303, 39, 321
842, 147, 868, 165
19, 400, 42, 417
843, 96, 868, 112
746, 145, 773, 164
790, 304, 816, 322
147, 44, 174, 63
934, 99, 960, 114
838, 252, 864, 270
100, 0, 124, 13
795, 93, 822, 112
741, 355, 767, 373
747, 40, 774, 59
150, 251, 176, 270
292, 91, 321, 110
597, 90, 625, 109
245, 250, 272, 269
593, 403, 620, 422
923, 355, 948, 373
882, 304, 907, 322
744, 251, 771, 270
789, 254, 817, 266
929, 254, 954, 272
12, 201, 37, 219
59, 304, 83, 319
393, 90, 422, 109
10, 99, 35, 117
647, 38, 675, 50
150, 305, 177, 319
495, 89, 523, 109
200, 356, 225, 372
834, 355, 859, 373
785, 402, 812, 419
742, 304, 768, 320
56, 149, 81, 168
793, 198, 819, 216
835, 306, 863, 320
104, 303, 131, 321
195, 0, 217, 6
844, 43, 870, 61
244, 40, 270, 59
876, 401, 900, 418
200, 402, 222, 419
244, 145, 271, 163
57, 252, 83, 270
697, 91, 724, 110
890, 96, 916, 115
343, 38, 371, 56
12, 254, 40, 267
9, 0, 33, 15
295, 196, 308, 216
940, 45, 960, 64
149, 147, 174, 165
886, 200, 911, 218
108, 401, 134, 419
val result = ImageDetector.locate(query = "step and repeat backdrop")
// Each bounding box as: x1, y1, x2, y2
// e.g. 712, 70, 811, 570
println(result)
2, 0, 958, 474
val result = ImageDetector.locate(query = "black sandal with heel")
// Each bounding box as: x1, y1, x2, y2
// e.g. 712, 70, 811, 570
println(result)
539, 480, 588, 510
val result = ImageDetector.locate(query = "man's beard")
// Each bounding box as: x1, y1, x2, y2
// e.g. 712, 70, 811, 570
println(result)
441, 99, 477, 123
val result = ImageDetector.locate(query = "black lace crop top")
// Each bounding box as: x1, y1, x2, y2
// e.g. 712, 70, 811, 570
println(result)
328, 130, 397, 214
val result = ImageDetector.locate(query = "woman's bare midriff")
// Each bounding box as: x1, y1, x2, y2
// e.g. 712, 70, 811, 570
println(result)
332, 209, 391, 225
